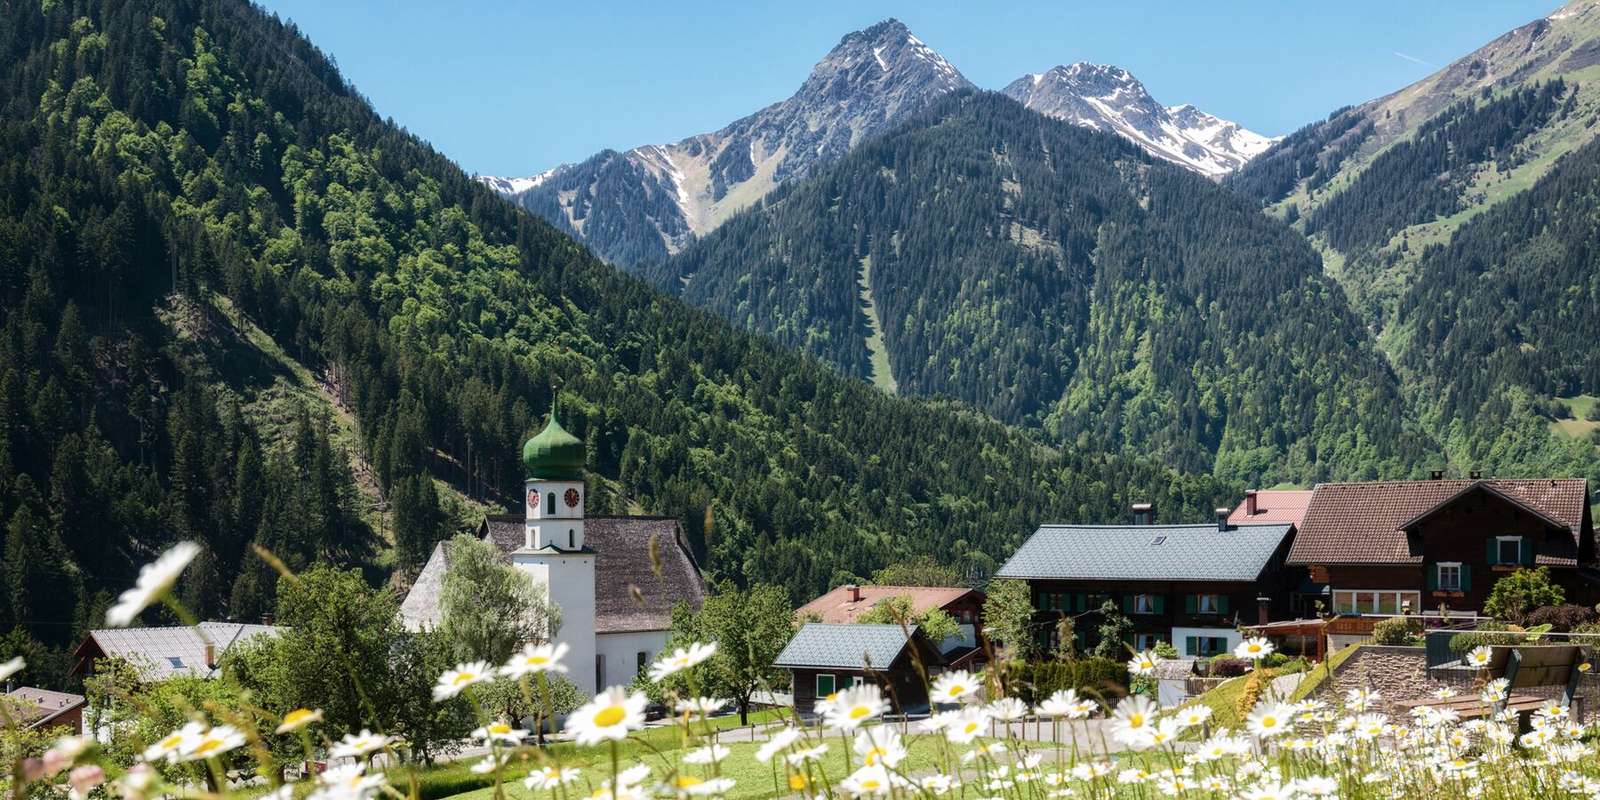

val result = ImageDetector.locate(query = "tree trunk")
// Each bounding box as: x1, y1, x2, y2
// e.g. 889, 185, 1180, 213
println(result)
739, 695, 749, 726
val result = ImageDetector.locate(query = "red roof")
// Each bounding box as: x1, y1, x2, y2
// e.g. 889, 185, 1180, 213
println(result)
1287, 479, 1589, 566
797, 585, 978, 624
1228, 490, 1313, 527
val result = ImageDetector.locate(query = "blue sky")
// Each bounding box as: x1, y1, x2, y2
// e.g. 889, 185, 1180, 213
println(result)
258, 0, 1562, 178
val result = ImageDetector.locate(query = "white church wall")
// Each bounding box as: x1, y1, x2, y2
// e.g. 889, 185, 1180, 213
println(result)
514, 552, 598, 695
595, 629, 669, 690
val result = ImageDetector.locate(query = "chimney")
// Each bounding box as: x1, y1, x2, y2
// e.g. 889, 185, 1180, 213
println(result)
204, 643, 216, 670
1131, 502, 1153, 526
1430, 470, 1444, 480
1216, 508, 1231, 532
1244, 489, 1258, 517
846, 584, 862, 603
1256, 596, 1271, 626
1469, 469, 1482, 480
260, 613, 274, 627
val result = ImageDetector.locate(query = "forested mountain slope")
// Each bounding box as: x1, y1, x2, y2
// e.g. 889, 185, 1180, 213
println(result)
648, 92, 1431, 485
0, 0, 1238, 681
1228, 0, 1600, 335
1226, 0, 1600, 481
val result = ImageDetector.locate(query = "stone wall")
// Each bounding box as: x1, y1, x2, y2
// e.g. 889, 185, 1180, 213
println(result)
1313, 645, 1598, 722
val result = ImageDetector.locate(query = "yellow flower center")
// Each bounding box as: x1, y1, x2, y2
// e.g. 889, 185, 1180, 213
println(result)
788, 774, 808, 790
156, 733, 183, 749
849, 705, 873, 720
1262, 716, 1278, 727
675, 776, 702, 788
284, 709, 315, 725
193, 738, 224, 756
825, 692, 838, 702
1128, 713, 1145, 727
860, 779, 882, 790
963, 722, 979, 734
593, 705, 627, 727
947, 684, 965, 695
453, 672, 478, 685
864, 746, 885, 764
528, 656, 549, 665
489, 723, 510, 734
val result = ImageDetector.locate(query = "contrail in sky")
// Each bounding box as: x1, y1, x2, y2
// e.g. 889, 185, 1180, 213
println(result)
1393, 51, 1436, 68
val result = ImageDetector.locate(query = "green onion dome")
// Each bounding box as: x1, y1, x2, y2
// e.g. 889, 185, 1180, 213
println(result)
521, 402, 585, 480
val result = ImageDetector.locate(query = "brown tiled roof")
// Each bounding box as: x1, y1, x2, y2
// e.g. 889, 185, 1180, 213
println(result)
4, 687, 85, 728
1228, 490, 1313, 527
1287, 479, 1589, 566
430, 515, 706, 634
796, 585, 977, 624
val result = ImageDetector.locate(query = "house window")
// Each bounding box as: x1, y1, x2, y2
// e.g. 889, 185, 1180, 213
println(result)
1332, 590, 1421, 614
839, 675, 855, 690
1196, 594, 1221, 614
1133, 594, 1159, 614
1493, 536, 1525, 565
815, 674, 836, 698
1436, 562, 1462, 591
1185, 636, 1229, 657
167, 657, 184, 668
1133, 633, 1160, 651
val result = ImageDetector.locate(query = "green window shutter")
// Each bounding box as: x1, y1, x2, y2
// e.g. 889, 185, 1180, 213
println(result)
1122, 595, 1135, 613
1185, 594, 1197, 614
1521, 538, 1534, 566
1486, 538, 1499, 565
1074, 593, 1085, 612
1426, 564, 1438, 590
1154, 595, 1166, 614
1218, 595, 1230, 615
1461, 564, 1472, 592
1185, 636, 1198, 656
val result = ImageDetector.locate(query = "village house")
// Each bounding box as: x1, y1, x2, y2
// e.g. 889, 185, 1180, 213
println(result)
1287, 477, 1598, 617
773, 623, 946, 717
995, 505, 1298, 659
796, 584, 986, 666
3, 687, 85, 732
71, 622, 282, 682
401, 404, 707, 694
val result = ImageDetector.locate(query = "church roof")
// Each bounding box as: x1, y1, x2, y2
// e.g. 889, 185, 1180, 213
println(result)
404, 515, 707, 634
522, 404, 585, 480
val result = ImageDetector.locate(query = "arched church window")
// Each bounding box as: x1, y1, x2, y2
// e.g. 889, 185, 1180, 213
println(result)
568, 529, 575, 549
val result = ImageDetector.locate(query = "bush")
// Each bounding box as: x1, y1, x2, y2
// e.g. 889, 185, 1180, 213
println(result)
1449, 621, 1522, 655
1484, 567, 1565, 623
1153, 640, 1179, 659
1009, 657, 1130, 705
1373, 616, 1421, 645
1235, 668, 1271, 718
1208, 658, 1250, 678
1521, 604, 1597, 632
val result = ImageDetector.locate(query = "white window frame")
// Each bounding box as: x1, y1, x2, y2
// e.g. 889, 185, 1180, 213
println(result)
1333, 589, 1421, 614
1133, 633, 1159, 651
815, 673, 836, 698
1196, 594, 1221, 614
1134, 593, 1158, 614
1437, 562, 1463, 591
1495, 536, 1523, 565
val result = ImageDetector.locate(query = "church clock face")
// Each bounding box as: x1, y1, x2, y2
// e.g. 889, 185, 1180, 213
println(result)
564, 488, 581, 508
526, 488, 537, 512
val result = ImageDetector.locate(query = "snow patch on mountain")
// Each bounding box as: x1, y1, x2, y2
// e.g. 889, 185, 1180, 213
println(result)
1002, 63, 1276, 177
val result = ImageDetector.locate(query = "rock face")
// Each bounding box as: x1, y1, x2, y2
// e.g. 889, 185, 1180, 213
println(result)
483, 19, 972, 266
1002, 63, 1275, 178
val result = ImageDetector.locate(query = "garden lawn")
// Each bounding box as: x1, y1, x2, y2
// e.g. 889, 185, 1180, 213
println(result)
431, 725, 956, 800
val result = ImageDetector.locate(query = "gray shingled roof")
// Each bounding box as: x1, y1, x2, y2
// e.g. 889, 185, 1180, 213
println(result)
403, 515, 707, 634
995, 523, 1293, 582
79, 623, 283, 681
774, 623, 916, 670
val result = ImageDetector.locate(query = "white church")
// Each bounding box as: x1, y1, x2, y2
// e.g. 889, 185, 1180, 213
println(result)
400, 403, 708, 695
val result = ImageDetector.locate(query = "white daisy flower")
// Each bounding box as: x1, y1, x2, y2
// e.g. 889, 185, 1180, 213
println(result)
275, 708, 324, 734
468, 754, 507, 774
106, 541, 201, 627
433, 661, 494, 702
666, 776, 735, 796
178, 725, 245, 762
501, 642, 569, 677
143, 721, 206, 763
840, 764, 895, 796
524, 766, 581, 789
1247, 702, 1295, 738
312, 763, 387, 800
1127, 649, 1160, 675
647, 642, 717, 681
945, 706, 991, 744
1465, 645, 1493, 668
471, 721, 528, 744
330, 729, 395, 759
1175, 704, 1213, 728
754, 726, 801, 763
987, 696, 1028, 722
673, 696, 727, 717
785, 743, 828, 765
853, 727, 906, 768
681, 744, 729, 764
1234, 636, 1274, 661
930, 669, 980, 704
822, 684, 886, 730
565, 686, 647, 745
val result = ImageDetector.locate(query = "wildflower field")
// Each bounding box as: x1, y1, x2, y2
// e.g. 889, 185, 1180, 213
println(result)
6, 543, 1600, 800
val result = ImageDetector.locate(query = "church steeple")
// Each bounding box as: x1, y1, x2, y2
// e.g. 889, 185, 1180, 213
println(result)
522, 398, 587, 551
